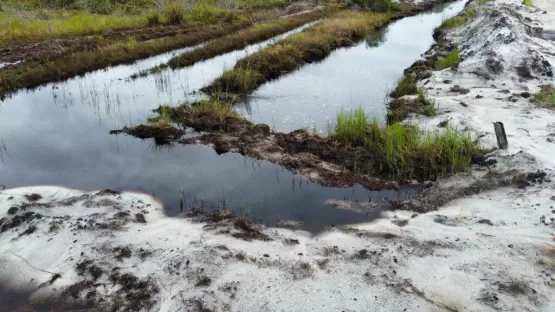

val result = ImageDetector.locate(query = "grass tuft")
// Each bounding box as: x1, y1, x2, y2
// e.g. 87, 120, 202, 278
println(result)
167, 11, 323, 70
206, 11, 392, 96
418, 88, 436, 116
146, 10, 160, 25
534, 84, 555, 108
334, 108, 369, 144
211, 67, 265, 95
390, 75, 417, 98
434, 49, 460, 70
164, 2, 185, 24
331, 109, 481, 180
522, 0, 535, 8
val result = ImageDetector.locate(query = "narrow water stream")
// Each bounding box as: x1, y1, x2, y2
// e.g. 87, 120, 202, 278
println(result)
0, 3, 465, 233
235, 0, 467, 132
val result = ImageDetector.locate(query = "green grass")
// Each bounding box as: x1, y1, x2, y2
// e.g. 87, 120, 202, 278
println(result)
331, 108, 481, 179
438, 16, 467, 31
418, 88, 436, 116
188, 100, 239, 123
148, 105, 173, 126
334, 107, 369, 144
437, 3, 481, 33
390, 75, 417, 98
522, 0, 536, 8
534, 84, 555, 108
434, 49, 460, 70
211, 67, 265, 95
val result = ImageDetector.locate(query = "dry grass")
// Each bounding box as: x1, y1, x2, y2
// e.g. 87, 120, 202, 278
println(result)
205, 10, 392, 95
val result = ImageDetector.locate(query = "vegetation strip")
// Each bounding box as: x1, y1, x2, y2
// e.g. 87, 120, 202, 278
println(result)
165, 10, 327, 70
0, 0, 294, 47
116, 101, 483, 184
202, 1, 451, 97
0, 19, 252, 100
203, 10, 392, 96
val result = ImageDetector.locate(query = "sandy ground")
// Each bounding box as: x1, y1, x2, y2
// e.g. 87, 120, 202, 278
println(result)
535, 0, 555, 12
1, 0, 555, 311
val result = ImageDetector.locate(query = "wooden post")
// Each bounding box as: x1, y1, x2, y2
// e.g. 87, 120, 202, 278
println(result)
494, 122, 508, 149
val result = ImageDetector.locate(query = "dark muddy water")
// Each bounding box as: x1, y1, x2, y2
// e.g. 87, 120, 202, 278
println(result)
0, 20, 417, 234
235, 0, 467, 133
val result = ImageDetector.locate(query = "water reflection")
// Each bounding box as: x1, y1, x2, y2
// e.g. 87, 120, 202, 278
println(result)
0, 14, 434, 232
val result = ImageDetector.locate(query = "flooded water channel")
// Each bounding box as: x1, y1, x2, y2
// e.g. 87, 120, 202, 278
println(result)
0, 2, 465, 233
236, 0, 467, 132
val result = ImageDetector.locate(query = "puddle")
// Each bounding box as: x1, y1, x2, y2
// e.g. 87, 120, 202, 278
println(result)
0, 18, 420, 233
234, 0, 467, 133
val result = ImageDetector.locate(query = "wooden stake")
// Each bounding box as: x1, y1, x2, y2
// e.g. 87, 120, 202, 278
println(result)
494, 122, 508, 149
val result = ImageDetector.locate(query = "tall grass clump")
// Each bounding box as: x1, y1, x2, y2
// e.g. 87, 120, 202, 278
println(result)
147, 105, 173, 126
434, 49, 460, 70
189, 100, 239, 122
191, 4, 221, 22
522, 0, 535, 8
210, 67, 264, 95
164, 2, 185, 24
334, 108, 369, 144
439, 16, 466, 30
147, 10, 160, 25
390, 75, 417, 98
534, 84, 555, 108
330, 111, 481, 180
